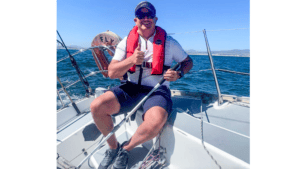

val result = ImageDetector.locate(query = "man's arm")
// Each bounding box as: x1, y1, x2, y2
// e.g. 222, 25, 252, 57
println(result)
108, 43, 144, 79
108, 59, 134, 79
163, 56, 193, 81
179, 56, 193, 75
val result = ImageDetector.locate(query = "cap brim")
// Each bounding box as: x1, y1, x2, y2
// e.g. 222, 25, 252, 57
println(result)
135, 8, 155, 17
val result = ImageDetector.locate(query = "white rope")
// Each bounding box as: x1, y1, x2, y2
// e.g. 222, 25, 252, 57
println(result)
206, 28, 249, 32
168, 28, 249, 35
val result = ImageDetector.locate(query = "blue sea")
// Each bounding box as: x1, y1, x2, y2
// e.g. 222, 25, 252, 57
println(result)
57, 49, 249, 109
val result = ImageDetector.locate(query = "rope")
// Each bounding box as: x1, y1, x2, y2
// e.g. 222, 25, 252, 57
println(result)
190, 69, 250, 76
216, 69, 250, 76
138, 132, 166, 169
57, 45, 116, 64
206, 28, 249, 32
189, 69, 212, 73
136, 111, 176, 169
200, 105, 222, 169
168, 28, 249, 35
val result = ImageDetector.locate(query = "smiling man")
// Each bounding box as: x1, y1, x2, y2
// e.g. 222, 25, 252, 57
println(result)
90, 1, 193, 169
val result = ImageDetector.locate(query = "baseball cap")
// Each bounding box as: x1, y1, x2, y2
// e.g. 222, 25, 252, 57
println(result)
135, 1, 156, 17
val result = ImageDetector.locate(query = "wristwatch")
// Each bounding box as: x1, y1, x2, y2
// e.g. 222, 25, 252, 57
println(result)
177, 71, 184, 79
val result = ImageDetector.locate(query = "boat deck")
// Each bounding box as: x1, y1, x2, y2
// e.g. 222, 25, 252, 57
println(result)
57, 92, 250, 169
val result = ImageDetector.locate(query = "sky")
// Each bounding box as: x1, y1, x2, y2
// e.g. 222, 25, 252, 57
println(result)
57, 0, 250, 51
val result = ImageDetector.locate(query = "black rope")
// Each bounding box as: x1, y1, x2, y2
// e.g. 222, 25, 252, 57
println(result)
57, 30, 91, 96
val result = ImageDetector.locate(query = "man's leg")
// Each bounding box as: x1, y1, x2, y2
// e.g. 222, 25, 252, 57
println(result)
122, 106, 168, 151
90, 91, 121, 149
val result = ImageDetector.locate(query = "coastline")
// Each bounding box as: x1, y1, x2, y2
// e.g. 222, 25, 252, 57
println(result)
57, 47, 250, 57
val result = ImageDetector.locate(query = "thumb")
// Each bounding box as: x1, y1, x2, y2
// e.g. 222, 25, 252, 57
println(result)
136, 43, 141, 51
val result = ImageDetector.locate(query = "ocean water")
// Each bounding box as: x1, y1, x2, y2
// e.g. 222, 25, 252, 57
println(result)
57, 49, 249, 109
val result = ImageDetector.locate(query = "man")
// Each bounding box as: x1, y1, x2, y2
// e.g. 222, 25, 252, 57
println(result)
90, 1, 193, 169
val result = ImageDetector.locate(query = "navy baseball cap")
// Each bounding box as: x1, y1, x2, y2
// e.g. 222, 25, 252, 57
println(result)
135, 1, 156, 17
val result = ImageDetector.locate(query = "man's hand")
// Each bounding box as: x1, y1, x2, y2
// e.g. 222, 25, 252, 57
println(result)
164, 69, 180, 81
131, 43, 144, 65
164, 56, 193, 81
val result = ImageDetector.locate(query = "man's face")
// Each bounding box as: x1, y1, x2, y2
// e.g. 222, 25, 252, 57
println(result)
134, 8, 157, 31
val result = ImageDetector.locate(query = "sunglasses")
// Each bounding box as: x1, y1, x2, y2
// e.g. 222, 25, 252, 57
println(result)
136, 12, 155, 19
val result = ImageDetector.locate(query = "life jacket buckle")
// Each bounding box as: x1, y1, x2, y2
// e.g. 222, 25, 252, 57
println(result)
142, 62, 152, 68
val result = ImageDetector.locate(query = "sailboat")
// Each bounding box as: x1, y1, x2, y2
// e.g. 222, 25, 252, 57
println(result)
57, 29, 250, 169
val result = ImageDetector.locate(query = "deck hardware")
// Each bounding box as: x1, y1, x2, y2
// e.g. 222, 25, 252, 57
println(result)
82, 149, 88, 156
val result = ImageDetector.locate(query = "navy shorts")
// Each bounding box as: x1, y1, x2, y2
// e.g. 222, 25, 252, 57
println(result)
109, 81, 173, 118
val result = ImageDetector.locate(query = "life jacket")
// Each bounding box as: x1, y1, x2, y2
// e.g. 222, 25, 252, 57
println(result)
126, 26, 167, 75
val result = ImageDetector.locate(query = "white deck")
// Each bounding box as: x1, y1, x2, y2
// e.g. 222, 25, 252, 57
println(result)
57, 89, 250, 169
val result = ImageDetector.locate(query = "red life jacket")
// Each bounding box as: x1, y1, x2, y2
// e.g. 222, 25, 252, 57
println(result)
126, 26, 167, 75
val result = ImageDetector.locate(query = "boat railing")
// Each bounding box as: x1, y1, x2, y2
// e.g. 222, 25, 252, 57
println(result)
191, 69, 250, 76
202, 29, 249, 106
188, 67, 249, 106
57, 45, 115, 111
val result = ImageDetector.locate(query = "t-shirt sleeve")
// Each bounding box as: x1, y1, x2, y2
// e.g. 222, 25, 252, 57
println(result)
112, 36, 127, 61
168, 36, 188, 63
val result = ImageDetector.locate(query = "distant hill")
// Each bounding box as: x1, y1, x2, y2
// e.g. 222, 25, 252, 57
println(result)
186, 49, 250, 57
57, 45, 249, 57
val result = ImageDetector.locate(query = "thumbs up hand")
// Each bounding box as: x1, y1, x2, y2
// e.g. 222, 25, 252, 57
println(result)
135, 42, 141, 51
131, 43, 144, 65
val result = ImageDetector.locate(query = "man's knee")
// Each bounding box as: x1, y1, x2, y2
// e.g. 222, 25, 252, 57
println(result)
144, 106, 168, 129
90, 91, 120, 116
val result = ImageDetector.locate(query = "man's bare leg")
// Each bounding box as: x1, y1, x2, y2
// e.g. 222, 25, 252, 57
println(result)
122, 106, 168, 151
90, 91, 121, 149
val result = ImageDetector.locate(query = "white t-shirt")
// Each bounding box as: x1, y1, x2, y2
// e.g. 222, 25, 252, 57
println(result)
112, 32, 188, 87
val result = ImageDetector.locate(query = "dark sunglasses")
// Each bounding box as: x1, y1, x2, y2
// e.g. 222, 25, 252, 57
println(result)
136, 12, 155, 19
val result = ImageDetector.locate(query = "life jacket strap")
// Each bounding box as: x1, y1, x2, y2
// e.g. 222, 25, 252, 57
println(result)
138, 65, 143, 85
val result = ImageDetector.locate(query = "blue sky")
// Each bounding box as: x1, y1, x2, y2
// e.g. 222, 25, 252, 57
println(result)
57, 0, 249, 51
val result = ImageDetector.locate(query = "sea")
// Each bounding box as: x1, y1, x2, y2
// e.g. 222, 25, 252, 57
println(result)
57, 49, 249, 109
